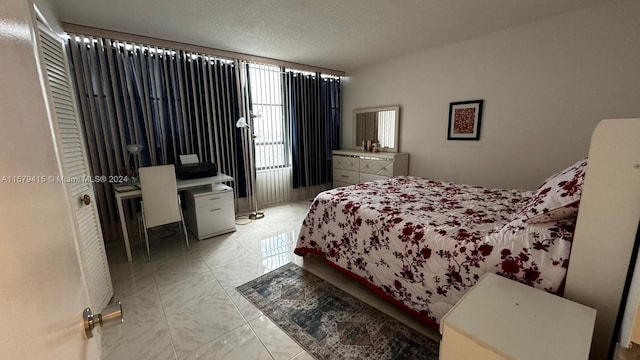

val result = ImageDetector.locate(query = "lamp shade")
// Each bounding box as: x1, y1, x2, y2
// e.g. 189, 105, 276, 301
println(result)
126, 144, 143, 154
236, 117, 249, 128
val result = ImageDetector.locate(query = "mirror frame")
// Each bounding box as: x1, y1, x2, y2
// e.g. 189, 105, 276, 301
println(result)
353, 105, 401, 152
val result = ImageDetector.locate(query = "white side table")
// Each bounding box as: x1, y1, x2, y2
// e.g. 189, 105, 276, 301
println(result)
440, 273, 596, 360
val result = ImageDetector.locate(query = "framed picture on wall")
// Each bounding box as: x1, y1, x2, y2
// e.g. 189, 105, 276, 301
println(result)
447, 99, 484, 140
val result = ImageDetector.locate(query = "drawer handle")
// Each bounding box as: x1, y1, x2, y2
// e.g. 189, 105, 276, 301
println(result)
210, 208, 222, 212
209, 197, 221, 201
340, 175, 349, 178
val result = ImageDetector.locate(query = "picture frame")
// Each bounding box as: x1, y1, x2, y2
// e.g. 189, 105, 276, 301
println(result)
447, 99, 484, 140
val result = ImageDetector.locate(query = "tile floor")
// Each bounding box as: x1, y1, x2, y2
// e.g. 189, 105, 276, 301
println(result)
102, 199, 639, 360
101, 200, 441, 360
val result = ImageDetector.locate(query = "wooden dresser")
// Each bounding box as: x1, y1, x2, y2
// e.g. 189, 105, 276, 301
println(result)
332, 149, 409, 188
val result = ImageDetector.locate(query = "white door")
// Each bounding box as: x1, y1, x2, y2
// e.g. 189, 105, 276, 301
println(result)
0, 0, 101, 359
36, 17, 113, 311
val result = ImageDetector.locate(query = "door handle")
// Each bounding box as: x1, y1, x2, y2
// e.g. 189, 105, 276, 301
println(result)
83, 301, 123, 339
82, 194, 91, 206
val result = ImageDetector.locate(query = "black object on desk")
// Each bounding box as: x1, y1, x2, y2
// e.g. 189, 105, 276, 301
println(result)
176, 162, 218, 180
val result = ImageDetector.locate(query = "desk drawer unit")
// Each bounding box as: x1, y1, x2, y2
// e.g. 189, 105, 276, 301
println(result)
185, 184, 235, 240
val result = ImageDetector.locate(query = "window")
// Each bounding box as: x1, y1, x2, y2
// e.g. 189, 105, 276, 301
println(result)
248, 64, 288, 170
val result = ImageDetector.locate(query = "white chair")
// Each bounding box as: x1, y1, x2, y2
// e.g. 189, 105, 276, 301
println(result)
137, 164, 189, 261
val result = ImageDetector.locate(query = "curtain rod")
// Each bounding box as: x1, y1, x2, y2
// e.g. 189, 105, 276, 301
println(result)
62, 22, 345, 77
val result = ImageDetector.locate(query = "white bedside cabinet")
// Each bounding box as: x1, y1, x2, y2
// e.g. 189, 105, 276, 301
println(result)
184, 184, 236, 240
440, 273, 596, 360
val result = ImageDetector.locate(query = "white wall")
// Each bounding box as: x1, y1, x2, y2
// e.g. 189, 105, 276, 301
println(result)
33, 0, 64, 34
342, 0, 640, 190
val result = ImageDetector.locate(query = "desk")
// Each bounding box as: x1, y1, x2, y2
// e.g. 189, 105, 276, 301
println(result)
114, 173, 233, 262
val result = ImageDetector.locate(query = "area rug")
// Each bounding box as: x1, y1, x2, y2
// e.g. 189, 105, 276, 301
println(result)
236, 263, 439, 360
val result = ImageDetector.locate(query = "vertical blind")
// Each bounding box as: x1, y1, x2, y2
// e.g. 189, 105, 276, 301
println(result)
66, 33, 340, 241
246, 64, 341, 203
246, 63, 291, 206
378, 110, 395, 148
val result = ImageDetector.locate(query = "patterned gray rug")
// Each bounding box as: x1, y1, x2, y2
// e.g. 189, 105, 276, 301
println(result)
236, 263, 439, 360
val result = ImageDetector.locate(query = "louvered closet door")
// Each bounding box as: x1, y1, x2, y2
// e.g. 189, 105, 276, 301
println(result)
37, 24, 113, 311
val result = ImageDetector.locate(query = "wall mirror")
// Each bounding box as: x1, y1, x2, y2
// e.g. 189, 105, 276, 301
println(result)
353, 105, 400, 152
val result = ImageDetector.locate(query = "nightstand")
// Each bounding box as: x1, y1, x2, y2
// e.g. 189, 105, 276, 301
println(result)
440, 273, 596, 360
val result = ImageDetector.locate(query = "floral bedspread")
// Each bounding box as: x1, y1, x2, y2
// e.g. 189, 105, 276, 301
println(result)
294, 176, 575, 326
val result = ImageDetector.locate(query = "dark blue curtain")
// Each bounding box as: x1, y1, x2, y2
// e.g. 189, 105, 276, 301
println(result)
67, 36, 247, 240
284, 72, 340, 188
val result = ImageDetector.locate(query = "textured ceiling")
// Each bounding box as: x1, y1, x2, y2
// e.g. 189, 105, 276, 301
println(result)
48, 0, 608, 72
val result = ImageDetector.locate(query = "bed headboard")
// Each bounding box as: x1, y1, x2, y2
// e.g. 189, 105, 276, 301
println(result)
564, 118, 640, 359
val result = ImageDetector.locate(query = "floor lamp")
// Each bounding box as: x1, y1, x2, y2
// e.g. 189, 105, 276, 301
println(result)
236, 116, 265, 220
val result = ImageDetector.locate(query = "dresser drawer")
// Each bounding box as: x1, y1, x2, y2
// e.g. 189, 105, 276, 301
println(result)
193, 188, 233, 209
333, 155, 359, 172
359, 157, 394, 176
333, 169, 359, 184
360, 173, 388, 183
332, 180, 353, 189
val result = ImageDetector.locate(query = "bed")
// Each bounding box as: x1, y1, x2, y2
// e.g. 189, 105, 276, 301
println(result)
294, 158, 587, 328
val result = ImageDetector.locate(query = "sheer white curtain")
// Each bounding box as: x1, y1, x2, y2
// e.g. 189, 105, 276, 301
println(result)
378, 110, 395, 149
247, 63, 292, 206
